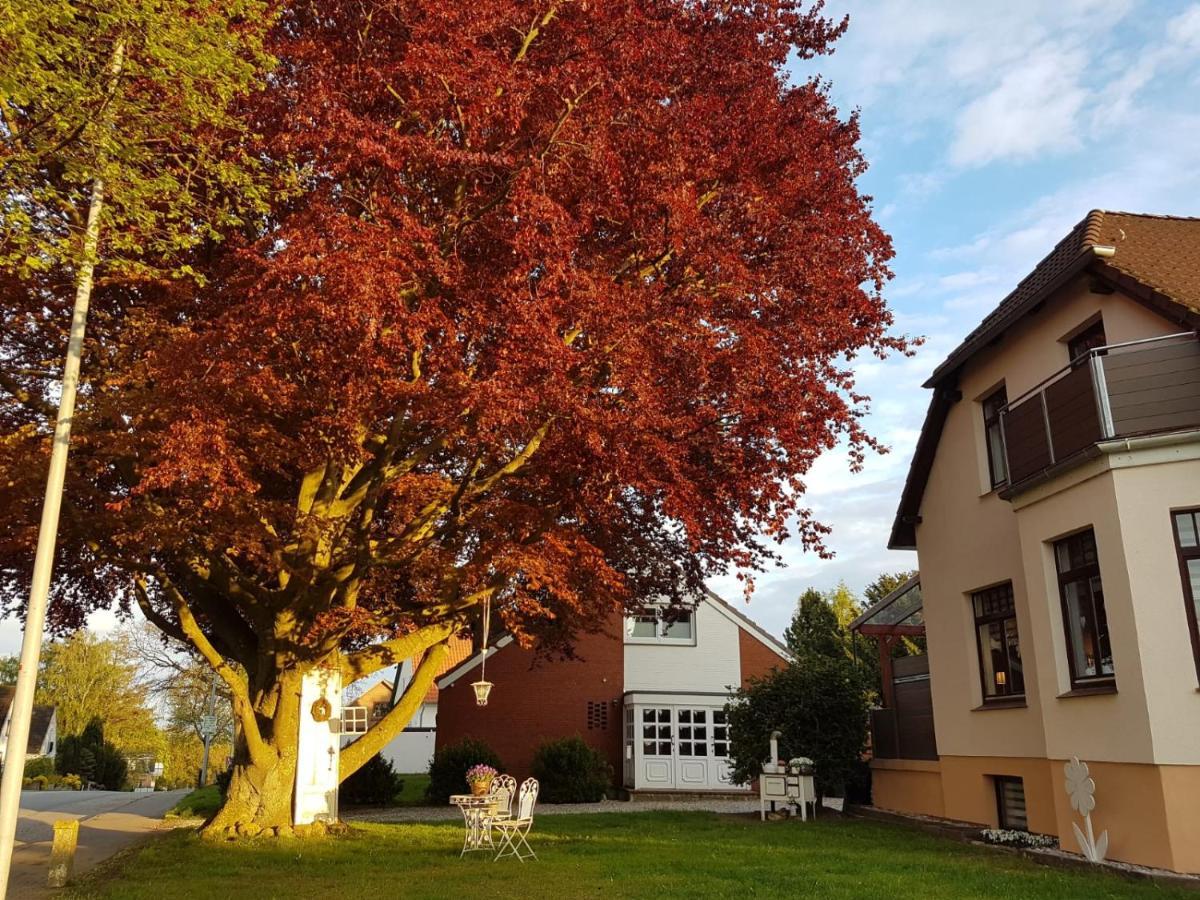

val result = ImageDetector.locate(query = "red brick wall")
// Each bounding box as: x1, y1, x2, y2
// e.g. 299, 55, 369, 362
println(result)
435, 616, 624, 783
738, 627, 788, 687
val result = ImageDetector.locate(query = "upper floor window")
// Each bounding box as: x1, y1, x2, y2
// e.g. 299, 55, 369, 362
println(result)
624, 608, 695, 645
972, 583, 1024, 702
1067, 319, 1107, 365
343, 706, 368, 734
982, 386, 1008, 489
1054, 529, 1114, 689
1171, 508, 1200, 684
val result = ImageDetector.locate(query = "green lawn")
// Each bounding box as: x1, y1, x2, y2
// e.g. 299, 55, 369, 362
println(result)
69, 811, 1189, 899
166, 785, 222, 820
394, 772, 432, 806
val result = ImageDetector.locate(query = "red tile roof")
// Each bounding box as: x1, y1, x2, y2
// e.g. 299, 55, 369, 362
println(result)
413, 635, 474, 703
892, 210, 1200, 550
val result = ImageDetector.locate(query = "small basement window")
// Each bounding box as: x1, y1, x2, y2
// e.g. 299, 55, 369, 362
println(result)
994, 776, 1028, 830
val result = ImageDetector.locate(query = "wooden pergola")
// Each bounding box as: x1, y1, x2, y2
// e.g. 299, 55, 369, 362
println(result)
850, 574, 924, 709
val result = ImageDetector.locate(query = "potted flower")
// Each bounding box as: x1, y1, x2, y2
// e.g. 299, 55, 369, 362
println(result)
788, 757, 815, 776
466, 764, 498, 796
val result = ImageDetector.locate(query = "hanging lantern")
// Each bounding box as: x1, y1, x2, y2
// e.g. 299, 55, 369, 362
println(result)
470, 589, 495, 707
471, 679, 493, 706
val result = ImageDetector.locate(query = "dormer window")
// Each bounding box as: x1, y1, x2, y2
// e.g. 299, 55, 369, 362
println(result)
624, 608, 696, 645
1067, 319, 1106, 365
982, 385, 1008, 489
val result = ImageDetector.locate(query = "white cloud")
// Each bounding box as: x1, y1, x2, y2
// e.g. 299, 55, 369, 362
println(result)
950, 45, 1090, 167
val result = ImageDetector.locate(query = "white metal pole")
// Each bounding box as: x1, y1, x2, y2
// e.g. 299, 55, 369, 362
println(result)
0, 171, 107, 897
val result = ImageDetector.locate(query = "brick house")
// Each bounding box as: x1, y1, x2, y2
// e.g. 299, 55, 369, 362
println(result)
435, 589, 790, 793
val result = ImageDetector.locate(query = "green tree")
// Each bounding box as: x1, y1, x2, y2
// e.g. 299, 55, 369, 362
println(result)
863, 570, 919, 606
726, 656, 869, 800
784, 588, 842, 660
0, 657, 17, 685
36, 631, 161, 757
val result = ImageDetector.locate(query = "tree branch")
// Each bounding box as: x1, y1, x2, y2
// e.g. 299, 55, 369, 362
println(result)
340, 621, 455, 683
339, 639, 450, 781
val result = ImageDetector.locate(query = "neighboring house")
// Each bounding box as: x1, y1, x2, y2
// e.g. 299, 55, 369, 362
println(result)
435, 589, 790, 793
875, 210, 1200, 873
0, 685, 57, 767
342, 636, 473, 773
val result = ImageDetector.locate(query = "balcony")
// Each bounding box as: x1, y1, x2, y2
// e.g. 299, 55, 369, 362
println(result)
999, 332, 1200, 493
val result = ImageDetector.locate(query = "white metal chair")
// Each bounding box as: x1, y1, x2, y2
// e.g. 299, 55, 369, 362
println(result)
492, 778, 539, 862
485, 774, 517, 829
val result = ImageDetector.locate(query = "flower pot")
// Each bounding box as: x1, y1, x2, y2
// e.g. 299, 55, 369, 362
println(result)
470, 779, 493, 796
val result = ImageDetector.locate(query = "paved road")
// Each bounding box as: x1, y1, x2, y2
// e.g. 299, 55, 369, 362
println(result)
8, 789, 186, 899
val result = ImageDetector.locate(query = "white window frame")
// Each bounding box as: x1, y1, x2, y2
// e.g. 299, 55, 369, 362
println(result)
343, 705, 368, 734
623, 605, 697, 646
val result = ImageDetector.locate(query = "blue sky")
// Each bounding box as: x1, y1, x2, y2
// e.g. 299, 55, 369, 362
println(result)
3, 0, 1200, 655
707, 0, 1200, 637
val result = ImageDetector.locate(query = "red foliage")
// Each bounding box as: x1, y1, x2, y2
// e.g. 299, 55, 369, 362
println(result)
1, 1, 905, 665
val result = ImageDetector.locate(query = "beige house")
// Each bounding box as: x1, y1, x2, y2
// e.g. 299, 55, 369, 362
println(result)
874, 211, 1200, 874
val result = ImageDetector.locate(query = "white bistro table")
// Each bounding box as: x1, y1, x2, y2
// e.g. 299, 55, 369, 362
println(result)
450, 793, 501, 856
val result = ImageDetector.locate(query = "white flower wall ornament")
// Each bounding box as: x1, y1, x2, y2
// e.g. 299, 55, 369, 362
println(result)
1064, 757, 1108, 863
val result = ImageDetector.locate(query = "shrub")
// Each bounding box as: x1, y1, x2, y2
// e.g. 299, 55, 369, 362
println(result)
426, 739, 503, 804
60, 773, 83, 790
24, 757, 56, 779
31, 775, 48, 789
843, 757, 872, 806
340, 752, 402, 806
530, 736, 611, 803
56, 717, 128, 789
726, 655, 869, 801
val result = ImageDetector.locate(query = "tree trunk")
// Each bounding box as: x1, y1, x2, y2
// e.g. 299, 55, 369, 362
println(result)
202, 670, 303, 836
204, 749, 298, 834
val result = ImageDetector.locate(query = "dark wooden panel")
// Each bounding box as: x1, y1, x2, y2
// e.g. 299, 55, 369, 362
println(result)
1003, 397, 1052, 483
894, 678, 937, 761
1045, 365, 1101, 460
1103, 339, 1200, 373
1105, 340, 1200, 436
893, 655, 930, 679
870, 708, 899, 759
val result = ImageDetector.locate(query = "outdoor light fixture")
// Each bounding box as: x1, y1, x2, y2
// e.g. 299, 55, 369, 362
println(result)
471, 590, 495, 707
471, 679, 494, 706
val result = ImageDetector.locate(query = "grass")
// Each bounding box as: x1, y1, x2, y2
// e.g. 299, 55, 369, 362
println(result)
166, 785, 222, 820
68, 811, 1191, 899
394, 772, 432, 806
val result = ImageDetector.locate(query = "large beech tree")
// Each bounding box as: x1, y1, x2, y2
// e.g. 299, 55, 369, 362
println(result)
1, 0, 906, 831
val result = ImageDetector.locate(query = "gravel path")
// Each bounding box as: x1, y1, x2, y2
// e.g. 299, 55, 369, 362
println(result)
346, 797, 762, 823
346, 796, 841, 823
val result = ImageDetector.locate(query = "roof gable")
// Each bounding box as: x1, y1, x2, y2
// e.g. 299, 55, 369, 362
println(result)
437, 590, 790, 689
890, 210, 1200, 550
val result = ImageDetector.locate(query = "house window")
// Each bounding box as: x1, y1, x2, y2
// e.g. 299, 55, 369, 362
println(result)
994, 776, 1028, 830
982, 386, 1008, 489
343, 706, 368, 734
972, 583, 1024, 701
1171, 508, 1200, 683
1067, 319, 1107, 364
1054, 529, 1115, 688
624, 608, 696, 644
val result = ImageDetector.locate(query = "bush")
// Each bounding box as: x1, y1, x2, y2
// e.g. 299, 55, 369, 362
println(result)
426, 739, 503, 804
726, 655, 869, 801
530, 736, 610, 803
24, 757, 57, 779
340, 752, 402, 806
843, 756, 872, 806
56, 717, 128, 789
